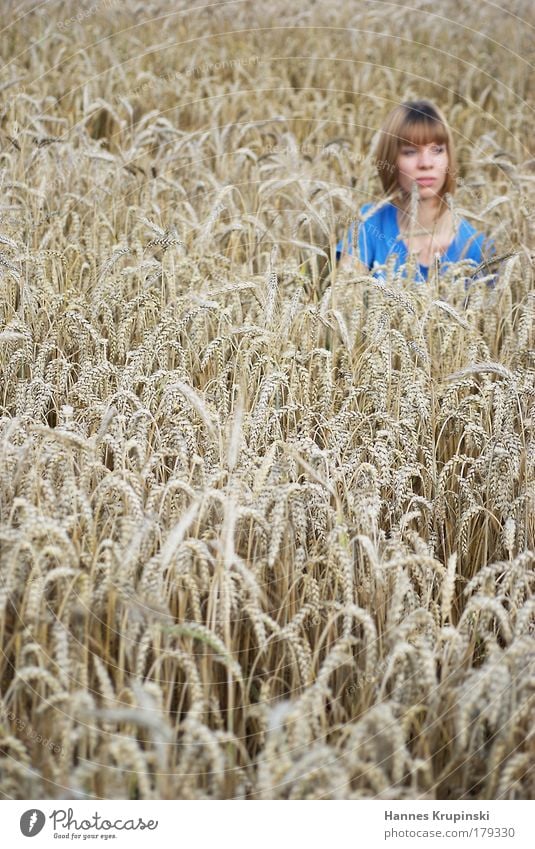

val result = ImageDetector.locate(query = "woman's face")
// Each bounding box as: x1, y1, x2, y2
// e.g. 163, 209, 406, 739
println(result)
396, 140, 449, 201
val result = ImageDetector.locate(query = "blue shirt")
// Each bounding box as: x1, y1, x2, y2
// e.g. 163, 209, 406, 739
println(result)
336, 201, 491, 282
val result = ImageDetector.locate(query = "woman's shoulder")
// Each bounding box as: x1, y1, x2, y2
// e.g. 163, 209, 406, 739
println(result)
456, 215, 482, 237
455, 216, 491, 252
359, 200, 397, 229
360, 200, 396, 217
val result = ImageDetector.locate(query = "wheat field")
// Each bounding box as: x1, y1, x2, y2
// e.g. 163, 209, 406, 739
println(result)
0, 0, 534, 801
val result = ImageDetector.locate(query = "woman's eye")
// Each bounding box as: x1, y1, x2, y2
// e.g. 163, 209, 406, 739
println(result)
401, 148, 417, 155
432, 145, 445, 154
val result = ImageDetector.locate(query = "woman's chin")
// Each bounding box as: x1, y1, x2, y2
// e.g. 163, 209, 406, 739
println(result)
415, 185, 441, 202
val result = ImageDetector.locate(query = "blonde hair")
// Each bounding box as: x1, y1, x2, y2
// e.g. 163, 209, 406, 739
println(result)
374, 100, 457, 202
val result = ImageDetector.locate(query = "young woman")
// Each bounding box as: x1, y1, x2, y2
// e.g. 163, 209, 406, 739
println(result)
336, 100, 493, 282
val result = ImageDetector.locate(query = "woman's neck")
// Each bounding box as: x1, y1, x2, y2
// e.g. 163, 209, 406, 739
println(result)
398, 195, 446, 231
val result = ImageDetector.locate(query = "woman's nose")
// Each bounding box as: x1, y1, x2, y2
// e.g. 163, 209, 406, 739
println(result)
418, 148, 433, 167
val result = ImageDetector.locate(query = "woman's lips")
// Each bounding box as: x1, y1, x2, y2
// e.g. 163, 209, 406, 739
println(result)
416, 178, 436, 185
